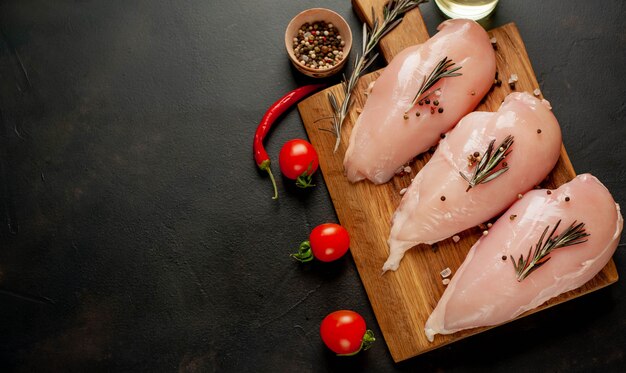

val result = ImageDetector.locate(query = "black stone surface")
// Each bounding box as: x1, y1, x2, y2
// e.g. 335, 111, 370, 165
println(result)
0, 0, 624, 371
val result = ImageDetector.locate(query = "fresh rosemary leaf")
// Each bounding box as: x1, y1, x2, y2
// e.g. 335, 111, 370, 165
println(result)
510, 220, 590, 281
328, 92, 339, 112
325, 0, 428, 152
481, 167, 509, 183
405, 56, 462, 113
460, 135, 514, 191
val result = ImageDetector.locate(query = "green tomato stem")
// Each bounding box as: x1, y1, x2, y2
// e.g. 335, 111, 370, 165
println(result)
295, 162, 315, 189
336, 330, 376, 357
290, 241, 314, 263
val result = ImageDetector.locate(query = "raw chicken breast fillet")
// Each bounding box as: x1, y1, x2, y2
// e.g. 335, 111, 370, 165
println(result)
425, 174, 623, 341
344, 19, 496, 184
385, 92, 561, 272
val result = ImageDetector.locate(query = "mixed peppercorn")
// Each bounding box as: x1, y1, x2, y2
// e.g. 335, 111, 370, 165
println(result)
292, 21, 345, 70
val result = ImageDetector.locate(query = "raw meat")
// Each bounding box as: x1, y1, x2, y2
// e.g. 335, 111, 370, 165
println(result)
344, 19, 496, 184
424, 174, 623, 341
384, 92, 561, 272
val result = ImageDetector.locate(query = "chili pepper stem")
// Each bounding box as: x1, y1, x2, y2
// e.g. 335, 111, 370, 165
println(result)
291, 241, 314, 262
259, 160, 278, 200
336, 330, 376, 356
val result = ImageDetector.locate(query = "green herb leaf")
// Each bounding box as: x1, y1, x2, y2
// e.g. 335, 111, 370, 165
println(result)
405, 56, 462, 113
510, 220, 590, 281
461, 135, 514, 191
324, 0, 428, 152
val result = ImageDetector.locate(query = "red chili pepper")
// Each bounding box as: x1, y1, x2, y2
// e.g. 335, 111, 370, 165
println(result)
254, 84, 326, 199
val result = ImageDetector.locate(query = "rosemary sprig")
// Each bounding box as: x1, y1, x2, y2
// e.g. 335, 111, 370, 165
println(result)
327, 0, 428, 152
510, 220, 590, 282
460, 135, 514, 192
404, 56, 462, 114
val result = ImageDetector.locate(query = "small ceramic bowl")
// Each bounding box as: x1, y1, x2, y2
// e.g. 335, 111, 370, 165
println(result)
285, 8, 352, 78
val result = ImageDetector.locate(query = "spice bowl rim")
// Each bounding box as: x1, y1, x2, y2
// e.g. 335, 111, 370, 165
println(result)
284, 8, 353, 78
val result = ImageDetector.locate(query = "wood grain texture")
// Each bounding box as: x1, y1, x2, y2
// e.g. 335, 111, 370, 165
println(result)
297, 2, 619, 362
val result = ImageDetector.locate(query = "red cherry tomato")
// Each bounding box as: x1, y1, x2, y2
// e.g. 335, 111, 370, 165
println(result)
279, 139, 319, 188
309, 223, 350, 262
320, 310, 375, 355
290, 223, 350, 263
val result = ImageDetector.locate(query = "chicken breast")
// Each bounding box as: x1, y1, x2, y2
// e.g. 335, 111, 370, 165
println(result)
384, 92, 561, 272
425, 174, 623, 342
343, 19, 496, 184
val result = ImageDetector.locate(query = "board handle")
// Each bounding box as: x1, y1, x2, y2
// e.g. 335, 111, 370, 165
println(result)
351, 0, 430, 63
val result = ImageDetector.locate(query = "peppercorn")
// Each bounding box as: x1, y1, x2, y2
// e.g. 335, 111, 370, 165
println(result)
415, 111, 420, 117
473, 151, 480, 157
425, 99, 430, 104
433, 100, 439, 106
293, 21, 344, 69
565, 196, 570, 202
403, 113, 409, 120
440, 133, 445, 139
547, 190, 552, 195
438, 107, 444, 113
503, 162, 508, 167
502, 255, 507, 261
440, 196, 446, 201
537, 129, 542, 134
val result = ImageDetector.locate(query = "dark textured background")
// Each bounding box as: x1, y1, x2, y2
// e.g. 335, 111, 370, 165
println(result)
0, 0, 624, 372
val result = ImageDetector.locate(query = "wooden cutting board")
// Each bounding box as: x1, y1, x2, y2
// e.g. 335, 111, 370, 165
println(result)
297, 0, 619, 362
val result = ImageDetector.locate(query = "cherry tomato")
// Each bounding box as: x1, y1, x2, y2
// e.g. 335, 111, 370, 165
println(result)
278, 139, 319, 188
320, 310, 375, 355
309, 223, 350, 262
290, 223, 350, 263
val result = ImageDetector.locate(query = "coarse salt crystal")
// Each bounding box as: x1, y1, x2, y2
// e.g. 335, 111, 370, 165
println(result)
533, 88, 541, 96
452, 235, 460, 243
440, 267, 452, 278
490, 37, 497, 44
510, 74, 518, 82
404, 166, 411, 173
442, 278, 451, 285
541, 98, 552, 110
399, 188, 407, 196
